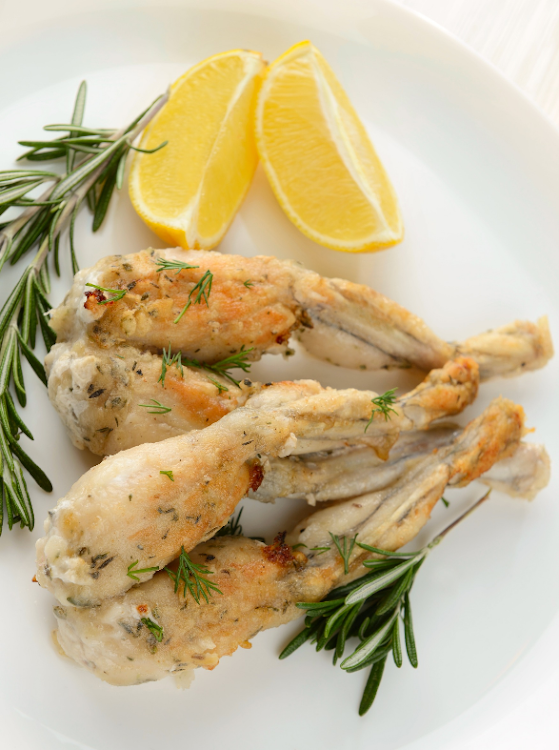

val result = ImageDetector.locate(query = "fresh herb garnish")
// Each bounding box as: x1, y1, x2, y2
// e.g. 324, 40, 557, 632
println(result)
215, 508, 266, 542
215, 507, 245, 537
441, 496, 450, 508
141, 617, 164, 642
160, 470, 174, 481
280, 490, 491, 716
127, 560, 159, 582
138, 398, 172, 414
158, 343, 254, 389
174, 269, 213, 324
158, 344, 184, 387
85, 283, 126, 304
364, 388, 398, 432
243, 279, 254, 288
206, 376, 229, 394
203, 346, 253, 387
155, 257, 199, 275
165, 546, 223, 604
330, 533, 357, 575
0, 81, 168, 536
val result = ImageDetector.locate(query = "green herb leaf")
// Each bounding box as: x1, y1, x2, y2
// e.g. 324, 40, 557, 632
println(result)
85, 283, 126, 304
403, 591, 418, 668
155, 257, 199, 274
174, 269, 213, 323
364, 388, 398, 432
345, 554, 423, 606
164, 546, 223, 604
127, 560, 159, 582
160, 470, 174, 481
359, 655, 388, 716
141, 617, 164, 642
330, 532, 357, 575
215, 508, 244, 537
138, 399, 172, 414
392, 616, 403, 668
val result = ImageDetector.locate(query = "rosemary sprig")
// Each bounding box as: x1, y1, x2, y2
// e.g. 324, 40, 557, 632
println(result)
158, 343, 254, 389
364, 388, 398, 432
330, 532, 357, 575
127, 560, 159, 582
165, 546, 223, 604
138, 398, 172, 414
280, 490, 491, 716
0, 81, 169, 537
85, 283, 127, 304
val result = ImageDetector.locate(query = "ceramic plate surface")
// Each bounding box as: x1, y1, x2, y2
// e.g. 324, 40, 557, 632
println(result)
1, 2, 559, 748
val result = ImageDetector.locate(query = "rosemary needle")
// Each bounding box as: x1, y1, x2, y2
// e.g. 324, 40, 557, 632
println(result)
280, 490, 491, 716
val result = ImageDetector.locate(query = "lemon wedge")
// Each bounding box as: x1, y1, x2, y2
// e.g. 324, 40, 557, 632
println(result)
255, 41, 403, 252
129, 50, 265, 249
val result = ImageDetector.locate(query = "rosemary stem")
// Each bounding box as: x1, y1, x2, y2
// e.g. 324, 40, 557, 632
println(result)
1, 183, 57, 242
428, 488, 492, 548
29, 89, 170, 275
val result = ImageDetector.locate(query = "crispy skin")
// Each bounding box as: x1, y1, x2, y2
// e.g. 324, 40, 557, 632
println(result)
47, 316, 479, 455
50, 247, 553, 379
45, 340, 254, 454
51, 250, 301, 360
52, 397, 534, 686
37, 360, 479, 607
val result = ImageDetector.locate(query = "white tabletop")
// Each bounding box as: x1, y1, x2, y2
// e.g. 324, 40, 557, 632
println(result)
400, 0, 559, 127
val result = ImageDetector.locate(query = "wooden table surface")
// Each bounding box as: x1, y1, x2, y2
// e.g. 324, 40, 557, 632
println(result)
399, 0, 559, 127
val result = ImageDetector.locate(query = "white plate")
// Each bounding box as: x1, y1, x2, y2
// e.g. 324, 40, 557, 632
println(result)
1, 1, 558, 748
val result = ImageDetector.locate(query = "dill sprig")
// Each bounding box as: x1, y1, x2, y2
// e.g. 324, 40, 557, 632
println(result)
85, 283, 127, 304
365, 387, 398, 432
155, 258, 199, 275
127, 560, 159, 582
174, 269, 214, 324
215, 508, 266, 542
138, 398, 172, 414
165, 546, 223, 604
141, 617, 164, 642
0, 81, 169, 537
158, 344, 184, 387
203, 346, 253, 387
158, 343, 254, 389
280, 490, 491, 716
215, 507, 245, 537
